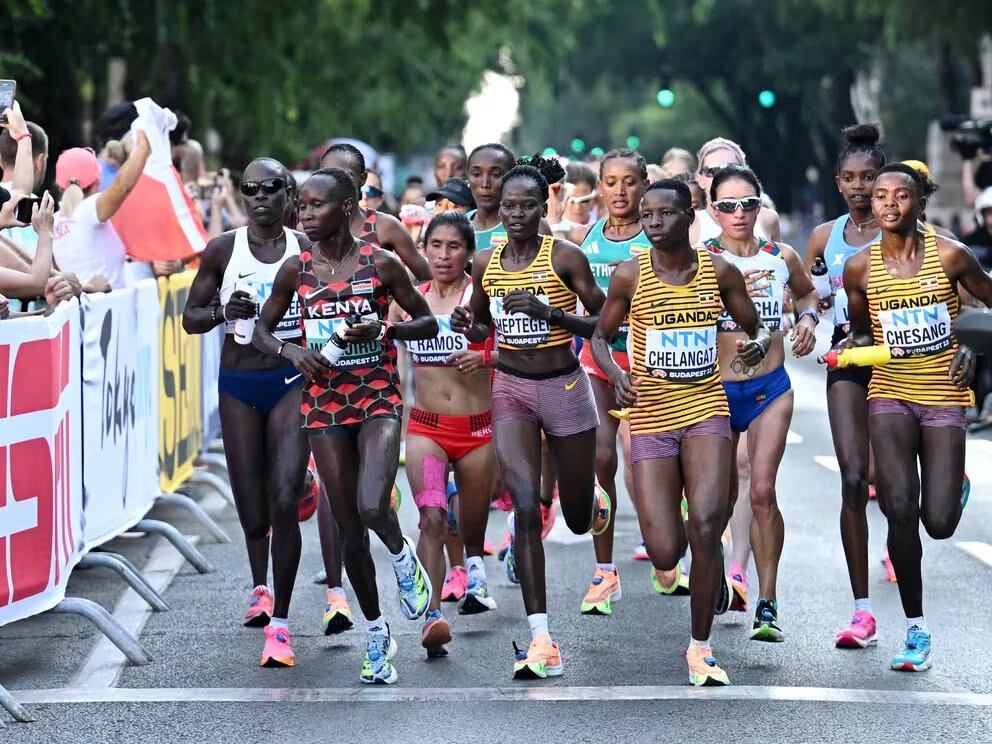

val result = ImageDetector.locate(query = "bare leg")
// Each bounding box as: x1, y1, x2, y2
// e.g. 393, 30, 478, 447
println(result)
453, 443, 496, 560
407, 434, 450, 613
316, 489, 344, 587
729, 432, 753, 571
589, 375, 622, 563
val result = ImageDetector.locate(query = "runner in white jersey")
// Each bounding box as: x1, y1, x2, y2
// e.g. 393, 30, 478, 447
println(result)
183, 157, 311, 668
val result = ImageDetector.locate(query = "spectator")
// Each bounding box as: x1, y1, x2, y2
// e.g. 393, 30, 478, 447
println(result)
659, 146, 696, 177
181, 141, 244, 238
0, 189, 59, 301
0, 101, 48, 259
551, 162, 597, 240
94, 101, 139, 190
964, 187, 992, 271
52, 131, 151, 292
401, 180, 426, 207
169, 110, 192, 170
426, 178, 475, 214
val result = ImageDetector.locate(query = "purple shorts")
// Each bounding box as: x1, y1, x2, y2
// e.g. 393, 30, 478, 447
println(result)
492, 363, 599, 437
630, 415, 732, 463
867, 397, 967, 430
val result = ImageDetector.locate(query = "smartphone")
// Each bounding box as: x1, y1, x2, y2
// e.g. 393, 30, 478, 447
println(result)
15, 195, 41, 224
0, 80, 15, 123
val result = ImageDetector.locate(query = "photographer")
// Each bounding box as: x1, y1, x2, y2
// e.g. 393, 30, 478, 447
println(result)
0, 189, 64, 304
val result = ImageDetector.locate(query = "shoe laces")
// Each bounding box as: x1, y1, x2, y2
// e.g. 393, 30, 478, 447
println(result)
906, 627, 928, 649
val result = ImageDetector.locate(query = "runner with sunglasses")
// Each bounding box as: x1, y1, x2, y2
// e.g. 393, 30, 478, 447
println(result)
183, 158, 309, 667
833, 163, 992, 672
705, 165, 819, 642
451, 158, 611, 680
804, 124, 886, 648
359, 170, 385, 213
255, 167, 438, 684
573, 147, 649, 615
592, 178, 770, 686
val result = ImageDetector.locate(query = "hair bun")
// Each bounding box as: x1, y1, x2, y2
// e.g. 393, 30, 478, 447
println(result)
842, 123, 881, 147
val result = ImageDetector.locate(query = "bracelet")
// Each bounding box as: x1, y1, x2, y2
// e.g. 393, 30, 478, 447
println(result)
799, 309, 819, 327
221, 303, 228, 322
15, 133, 31, 143
376, 320, 393, 341
276, 341, 286, 358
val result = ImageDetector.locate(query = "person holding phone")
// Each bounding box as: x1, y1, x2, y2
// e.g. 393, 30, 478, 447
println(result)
0, 189, 58, 300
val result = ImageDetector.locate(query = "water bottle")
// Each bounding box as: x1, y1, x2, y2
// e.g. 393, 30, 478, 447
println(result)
822, 345, 892, 369
811, 256, 832, 300
233, 280, 258, 345
321, 313, 360, 364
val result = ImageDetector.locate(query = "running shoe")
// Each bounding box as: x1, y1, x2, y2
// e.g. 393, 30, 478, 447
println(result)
260, 625, 295, 668
459, 572, 498, 614
311, 568, 327, 585
651, 564, 682, 595
728, 562, 749, 612
891, 626, 932, 672
590, 486, 612, 537
390, 483, 402, 512
680, 494, 688, 521
497, 530, 512, 561
713, 571, 732, 616
686, 643, 729, 687
243, 586, 273, 627
540, 500, 556, 539
361, 625, 399, 684
441, 566, 468, 602
632, 541, 650, 561
299, 465, 319, 522
882, 548, 897, 583
512, 635, 563, 680
834, 610, 878, 649
868, 484, 877, 500
580, 567, 622, 615
394, 535, 432, 619
421, 609, 452, 658
483, 539, 497, 556
962, 472, 971, 510
749, 598, 784, 642
501, 513, 520, 584
494, 490, 514, 512
322, 589, 354, 635
398, 441, 406, 467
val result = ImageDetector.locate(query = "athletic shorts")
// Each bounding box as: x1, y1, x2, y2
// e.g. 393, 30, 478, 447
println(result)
219, 363, 302, 416
630, 415, 731, 463
578, 341, 630, 384
826, 326, 871, 390
407, 407, 493, 463
867, 397, 967, 430
492, 362, 599, 437
723, 365, 792, 433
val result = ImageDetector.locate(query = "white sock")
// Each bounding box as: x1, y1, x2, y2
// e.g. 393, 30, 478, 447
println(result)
466, 556, 485, 577
366, 615, 385, 634
328, 586, 346, 598
854, 598, 872, 614
252, 584, 269, 593
527, 613, 549, 641
689, 636, 711, 652
906, 616, 928, 632
390, 540, 412, 569
269, 617, 288, 629
596, 562, 616, 573
507, 512, 516, 538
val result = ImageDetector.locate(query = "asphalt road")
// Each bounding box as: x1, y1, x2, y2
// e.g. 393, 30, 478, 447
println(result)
4, 331, 992, 742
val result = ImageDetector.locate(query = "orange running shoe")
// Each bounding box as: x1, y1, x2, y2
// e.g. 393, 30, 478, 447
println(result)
299, 464, 319, 522
728, 562, 749, 612
322, 589, 354, 635
540, 500, 556, 539
261, 625, 295, 667
513, 634, 563, 679
580, 567, 621, 615
243, 586, 273, 627
589, 485, 612, 537
421, 609, 452, 658
882, 548, 897, 583
686, 642, 729, 686
483, 539, 498, 556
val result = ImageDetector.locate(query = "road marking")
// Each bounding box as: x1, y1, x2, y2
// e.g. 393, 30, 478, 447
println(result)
14, 684, 992, 707
813, 455, 839, 472
786, 430, 803, 445
957, 541, 992, 569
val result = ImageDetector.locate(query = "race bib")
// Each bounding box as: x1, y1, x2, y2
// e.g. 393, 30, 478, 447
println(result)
251, 279, 302, 338
491, 296, 550, 347
405, 314, 468, 365
877, 302, 951, 357
303, 316, 381, 369
643, 326, 718, 382
718, 274, 783, 333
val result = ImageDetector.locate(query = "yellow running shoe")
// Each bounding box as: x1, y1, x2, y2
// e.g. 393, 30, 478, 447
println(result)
686, 643, 730, 686
390, 484, 402, 511
512, 635, 563, 680
651, 564, 682, 595
589, 485, 612, 536
322, 589, 354, 635
580, 567, 621, 615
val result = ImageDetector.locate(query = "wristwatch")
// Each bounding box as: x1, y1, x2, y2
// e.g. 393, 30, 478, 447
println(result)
548, 306, 565, 324
376, 320, 395, 341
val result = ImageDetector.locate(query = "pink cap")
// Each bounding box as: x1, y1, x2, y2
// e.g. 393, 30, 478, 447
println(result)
55, 147, 101, 190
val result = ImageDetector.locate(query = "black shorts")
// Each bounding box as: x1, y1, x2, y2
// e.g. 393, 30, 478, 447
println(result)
825, 326, 871, 390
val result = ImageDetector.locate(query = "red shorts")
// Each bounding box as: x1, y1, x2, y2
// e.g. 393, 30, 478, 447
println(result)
407, 407, 493, 462
579, 342, 629, 384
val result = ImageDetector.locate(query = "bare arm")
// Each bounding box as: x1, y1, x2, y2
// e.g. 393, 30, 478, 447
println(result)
713, 254, 771, 364
803, 221, 832, 274
591, 258, 638, 404
376, 212, 432, 281
838, 250, 873, 349
372, 249, 437, 341
0, 192, 55, 298
451, 248, 494, 343
181, 234, 235, 334
552, 239, 606, 338
758, 207, 781, 243
95, 130, 151, 223
942, 236, 992, 307
782, 243, 818, 356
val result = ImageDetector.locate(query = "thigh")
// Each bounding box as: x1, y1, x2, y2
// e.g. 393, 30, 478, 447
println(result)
589, 375, 621, 451
868, 413, 921, 514
264, 385, 310, 501
310, 429, 361, 529
745, 390, 793, 490
546, 426, 597, 520
405, 432, 449, 495
356, 417, 403, 510
633, 455, 684, 532
919, 424, 965, 523
219, 394, 268, 507
453, 441, 495, 498
682, 434, 733, 524
494, 418, 543, 508
827, 380, 870, 476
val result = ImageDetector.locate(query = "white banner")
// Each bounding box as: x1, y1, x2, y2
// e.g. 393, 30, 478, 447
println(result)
80, 280, 161, 551
0, 300, 83, 627
201, 324, 222, 445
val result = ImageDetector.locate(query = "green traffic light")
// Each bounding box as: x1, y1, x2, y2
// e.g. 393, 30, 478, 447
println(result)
590, 147, 604, 157
758, 90, 776, 108
542, 147, 559, 157
626, 135, 641, 149
570, 138, 585, 154
657, 89, 675, 108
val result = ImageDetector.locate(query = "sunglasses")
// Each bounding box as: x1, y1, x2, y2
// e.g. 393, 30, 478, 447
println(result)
569, 190, 599, 205
712, 196, 762, 214
240, 177, 286, 196
699, 164, 732, 178
362, 185, 384, 198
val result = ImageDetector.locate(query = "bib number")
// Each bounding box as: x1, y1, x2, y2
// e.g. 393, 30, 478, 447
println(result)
406, 315, 468, 365
877, 302, 951, 357
491, 296, 550, 347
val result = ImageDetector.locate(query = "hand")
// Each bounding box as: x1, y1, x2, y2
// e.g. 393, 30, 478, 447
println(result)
743, 269, 771, 297
816, 335, 855, 365
83, 273, 112, 294
614, 372, 639, 407
736, 337, 768, 367
31, 191, 55, 235
817, 295, 833, 313
0, 100, 28, 140
547, 181, 571, 224
399, 204, 430, 227
949, 345, 976, 389
223, 289, 257, 320
0, 191, 27, 229
44, 276, 74, 307
447, 349, 485, 374
283, 343, 332, 378
343, 319, 382, 344
152, 259, 184, 277
502, 290, 550, 320
450, 304, 474, 334
0, 294, 9, 320
132, 129, 150, 155
58, 271, 83, 297
790, 314, 817, 357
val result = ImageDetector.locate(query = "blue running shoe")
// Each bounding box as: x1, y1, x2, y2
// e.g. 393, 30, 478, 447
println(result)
446, 476, 459, 534
891, 626, 932, 672
749, 598, 784, 642
962, 472, 971, 510
460, 572, 497, 614
393, 535, 432, 620
361, 624, 399, 684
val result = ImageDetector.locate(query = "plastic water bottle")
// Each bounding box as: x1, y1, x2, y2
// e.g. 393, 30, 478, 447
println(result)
321, 313, 360, 364
233, 281, 258, 345
811, 256, 832, 300
822, 345, 892, 369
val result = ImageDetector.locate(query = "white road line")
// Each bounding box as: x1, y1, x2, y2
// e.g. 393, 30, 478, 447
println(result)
813, 455, 840, 473
957, 541, 992, 569
14, 684, 992, 707
786, 430, 803, 445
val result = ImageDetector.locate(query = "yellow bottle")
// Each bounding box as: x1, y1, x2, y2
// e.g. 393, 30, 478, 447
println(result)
823, 346, 892, 369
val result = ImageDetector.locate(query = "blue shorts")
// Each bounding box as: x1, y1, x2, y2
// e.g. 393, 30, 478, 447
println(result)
723, 366, 792, 433
219, 363, 303, 416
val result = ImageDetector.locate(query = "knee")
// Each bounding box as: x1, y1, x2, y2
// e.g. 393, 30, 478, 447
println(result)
359, 501, 390, 528
270, 493, 298, 522
749, 478, 777, 512
419, 509, 448, 542
881, 496, 918, 529
513, 497, 542, 534
646, 542, 684, 571
922, 510, 960, 540
242, 519, 271, 542
594, 444, 617, 479
687, 510, 722, 545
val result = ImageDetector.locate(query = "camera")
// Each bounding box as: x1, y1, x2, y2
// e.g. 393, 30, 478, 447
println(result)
939, 115, 992, 159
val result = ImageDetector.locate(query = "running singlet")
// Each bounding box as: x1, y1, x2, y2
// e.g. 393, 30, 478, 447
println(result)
405, 279, 485, 366
482, 234, 577, 350
627, 248, 729, 434
866, 230, 973, 407
580, 218, 650, 351
824, 214, 880, 328
297, 241, 402, 427
467, 209, 508, 250
220, 226, 302, 340
359, 210, 379, 243
705, 238, 787, 333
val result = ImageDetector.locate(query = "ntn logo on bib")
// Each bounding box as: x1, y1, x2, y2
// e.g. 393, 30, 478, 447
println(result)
877, 302, 950, 356
643, 326, 717, 381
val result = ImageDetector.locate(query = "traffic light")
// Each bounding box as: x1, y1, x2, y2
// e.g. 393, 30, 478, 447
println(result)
626, 135, 641, 149
542, 147, 559, 157
758, 90, 776, 108
657, 88, 676, 108
570, 138, 585, 154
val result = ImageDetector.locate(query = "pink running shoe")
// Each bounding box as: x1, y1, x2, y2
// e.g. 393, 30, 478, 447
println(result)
483, 539, 497, 556
728, 562, 749, 612
494, 491, 514, 512
243, 586, 273, 627
632, 542, 650, 561
540, 500, 557, 540
882, 549, 897, 583
835, 610, 879, 649
441, 566, 468, 602
261, 624, 295, 667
